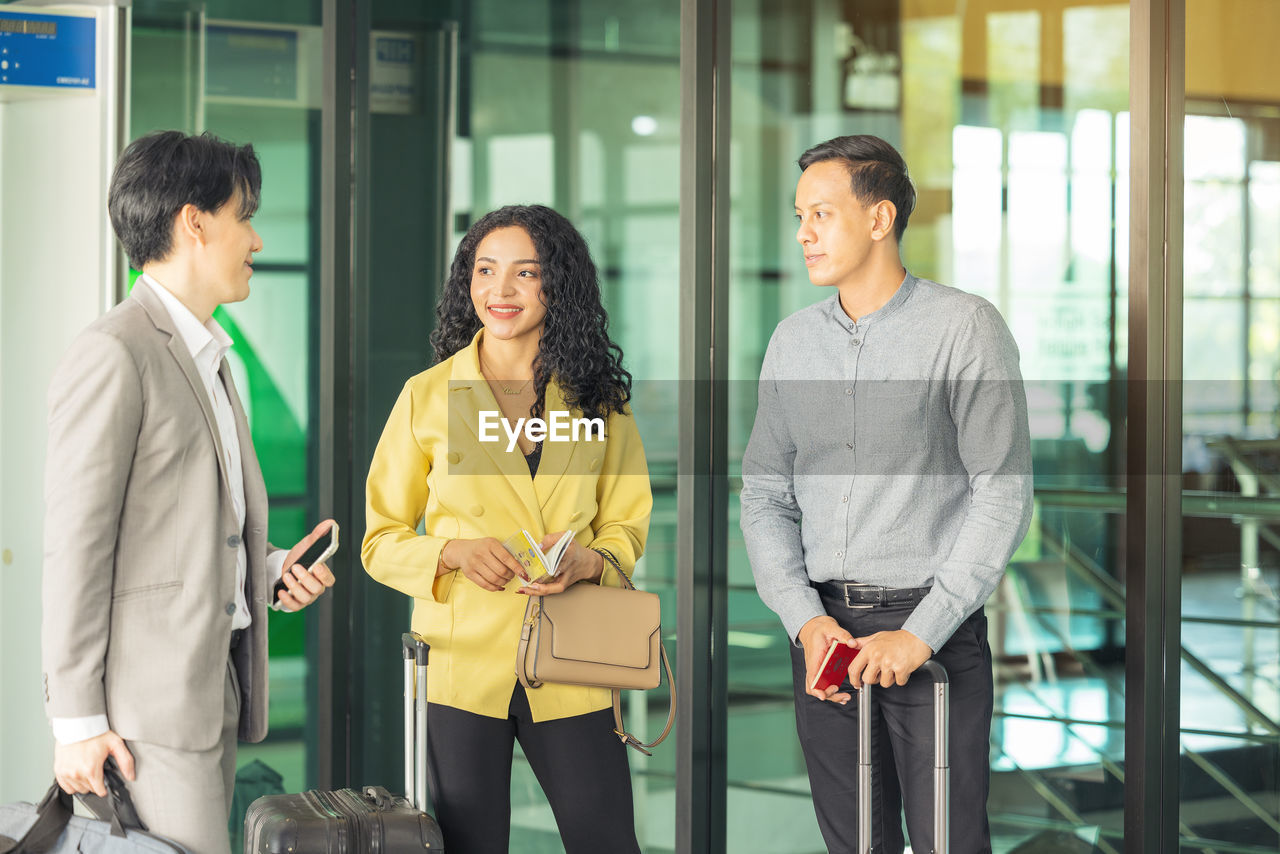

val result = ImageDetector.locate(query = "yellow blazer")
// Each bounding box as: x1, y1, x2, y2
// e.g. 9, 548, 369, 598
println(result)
362, 331, 652, 721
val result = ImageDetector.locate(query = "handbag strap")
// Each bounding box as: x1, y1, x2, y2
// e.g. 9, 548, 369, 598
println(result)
585, 556, 679, 755
0, 783, 75, 854
611, 641, 676, 757
516, 596, 544, 691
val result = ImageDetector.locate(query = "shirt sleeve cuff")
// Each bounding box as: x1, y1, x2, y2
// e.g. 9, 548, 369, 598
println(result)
51, 714, 110, 745
900, 595, 964, 653
267, 549, 291, 612
778, 590, 829, 647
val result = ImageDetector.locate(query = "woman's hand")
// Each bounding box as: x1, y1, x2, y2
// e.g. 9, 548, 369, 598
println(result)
440, 538, 528, 591
517, 536, 603, 595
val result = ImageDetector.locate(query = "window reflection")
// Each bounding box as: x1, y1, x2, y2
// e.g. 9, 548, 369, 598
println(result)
730, 3, 1132, 850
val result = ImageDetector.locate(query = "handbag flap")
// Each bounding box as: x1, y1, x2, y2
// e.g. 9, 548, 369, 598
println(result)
541, 584, 660, 669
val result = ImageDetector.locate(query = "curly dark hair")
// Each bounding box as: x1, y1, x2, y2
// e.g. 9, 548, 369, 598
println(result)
429, 205, 632, 422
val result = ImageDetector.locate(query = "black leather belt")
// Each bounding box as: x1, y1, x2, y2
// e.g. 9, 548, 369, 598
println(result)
229, 628, 245, 650
816, 581, 932, 609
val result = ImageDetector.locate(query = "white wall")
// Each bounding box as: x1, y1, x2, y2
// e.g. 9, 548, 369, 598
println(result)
0, 87, 110, 801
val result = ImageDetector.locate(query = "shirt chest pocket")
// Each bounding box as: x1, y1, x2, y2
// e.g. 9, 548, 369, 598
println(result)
855, 381, 930, 459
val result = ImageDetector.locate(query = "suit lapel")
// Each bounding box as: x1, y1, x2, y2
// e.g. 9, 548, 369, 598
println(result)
132, 284, 235, 503
450, 334, 544, 530
531, 379, 583, 511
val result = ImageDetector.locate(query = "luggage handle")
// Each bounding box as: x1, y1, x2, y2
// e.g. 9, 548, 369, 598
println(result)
77, 758, 146, 836
363, 786, 397, 811
401, 632, 430, 813
857, 659, 949, 854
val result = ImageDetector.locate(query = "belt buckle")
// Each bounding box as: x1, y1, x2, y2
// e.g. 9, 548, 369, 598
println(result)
843, 582, 877, 609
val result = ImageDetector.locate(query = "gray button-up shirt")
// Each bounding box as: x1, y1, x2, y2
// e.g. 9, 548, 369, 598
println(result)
739, 272, 1033, 652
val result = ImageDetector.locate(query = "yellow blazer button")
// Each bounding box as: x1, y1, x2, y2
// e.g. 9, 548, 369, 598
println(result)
470, 504, 485, 516
446, 451, 461, 464
569, 511, 583, 523
589, 457, 601, 472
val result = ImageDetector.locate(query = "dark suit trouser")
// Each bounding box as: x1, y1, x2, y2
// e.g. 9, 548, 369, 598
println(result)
426, 685, 640, 854
791, 592, 994, 854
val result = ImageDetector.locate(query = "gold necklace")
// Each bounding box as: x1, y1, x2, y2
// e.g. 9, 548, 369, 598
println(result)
480, 354, 532, 395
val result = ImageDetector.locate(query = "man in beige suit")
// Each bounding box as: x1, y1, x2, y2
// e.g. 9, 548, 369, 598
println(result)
41, 131, 335, 854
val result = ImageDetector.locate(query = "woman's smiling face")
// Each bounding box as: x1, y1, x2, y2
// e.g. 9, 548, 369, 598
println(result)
469, 225, 547, 344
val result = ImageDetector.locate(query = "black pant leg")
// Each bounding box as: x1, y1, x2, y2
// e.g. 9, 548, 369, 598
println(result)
510, 686, 641, 854
789, 629, 905, 854
425, 701, 516, 854
875, 609, 994, 854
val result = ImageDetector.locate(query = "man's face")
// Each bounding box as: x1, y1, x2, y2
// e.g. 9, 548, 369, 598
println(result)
794, 159, 881, 288
198, 187, 262, 305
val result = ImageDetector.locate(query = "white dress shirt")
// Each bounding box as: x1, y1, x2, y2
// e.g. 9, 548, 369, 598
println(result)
51, 274, 287, 745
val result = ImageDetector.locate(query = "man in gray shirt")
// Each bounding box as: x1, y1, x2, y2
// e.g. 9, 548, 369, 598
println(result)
740, 135, 1032, 853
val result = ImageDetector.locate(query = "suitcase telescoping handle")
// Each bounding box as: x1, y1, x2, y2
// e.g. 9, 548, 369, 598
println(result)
857, 659, 949, 854
402, 632, 430, 813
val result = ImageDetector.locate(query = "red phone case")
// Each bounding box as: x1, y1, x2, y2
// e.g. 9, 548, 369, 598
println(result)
810, 641, 860, 692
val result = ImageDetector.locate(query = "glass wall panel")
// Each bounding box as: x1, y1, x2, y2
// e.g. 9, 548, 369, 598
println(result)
358, 2, 679, 850
128, 4, 323, 843
728, 2, 1129, 851
1180, 2, 1280, 850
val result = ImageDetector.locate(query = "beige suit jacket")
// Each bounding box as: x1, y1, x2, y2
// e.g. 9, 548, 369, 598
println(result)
41, 282, 276, 751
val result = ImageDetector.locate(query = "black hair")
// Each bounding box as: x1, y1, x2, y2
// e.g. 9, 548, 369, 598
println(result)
430, 205, 632, 422
107, 130, 262, 269
798, 135, 916, 241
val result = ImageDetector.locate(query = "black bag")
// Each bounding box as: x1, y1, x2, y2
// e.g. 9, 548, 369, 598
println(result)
0, 760, 189, 854
243, 633, 444, 853
229, 761, 285, 854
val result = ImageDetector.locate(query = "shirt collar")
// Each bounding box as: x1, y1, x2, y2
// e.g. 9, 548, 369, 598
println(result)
825, 270, 918, 331
139, 274, 233, 366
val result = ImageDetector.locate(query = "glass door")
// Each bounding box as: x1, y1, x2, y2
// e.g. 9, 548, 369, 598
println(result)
128, 3, 326, 842
350, 2, 681, 849
726, 2, 1130, 850
1178, 2, 1280, 850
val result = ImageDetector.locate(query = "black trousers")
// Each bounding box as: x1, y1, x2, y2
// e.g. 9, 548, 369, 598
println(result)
790, 592, 994, 854
425, 685, 640, 854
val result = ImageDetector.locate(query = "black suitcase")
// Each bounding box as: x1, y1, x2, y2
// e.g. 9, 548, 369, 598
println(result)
857, 660, 950, 854
243, 633, 444, 852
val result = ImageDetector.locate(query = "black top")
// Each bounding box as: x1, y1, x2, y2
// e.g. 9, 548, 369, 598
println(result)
523, 442, 543, 477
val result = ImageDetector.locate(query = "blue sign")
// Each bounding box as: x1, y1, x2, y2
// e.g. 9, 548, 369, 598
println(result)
376, 37, 415, 64
0, 11, 95, 90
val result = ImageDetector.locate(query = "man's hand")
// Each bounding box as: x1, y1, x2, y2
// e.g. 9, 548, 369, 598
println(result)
517, 537, 603, 595
797, 615, 857, 704
441, 537, 528, 591
277, 519, 338, 611
847, 629, 933, 688
54, 731, 134, 797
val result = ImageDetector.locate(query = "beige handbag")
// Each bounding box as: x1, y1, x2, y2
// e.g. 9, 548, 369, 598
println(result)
516, 562, 675, 755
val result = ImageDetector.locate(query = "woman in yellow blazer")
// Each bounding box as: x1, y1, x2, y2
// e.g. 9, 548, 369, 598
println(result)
362, 204, 651, 854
